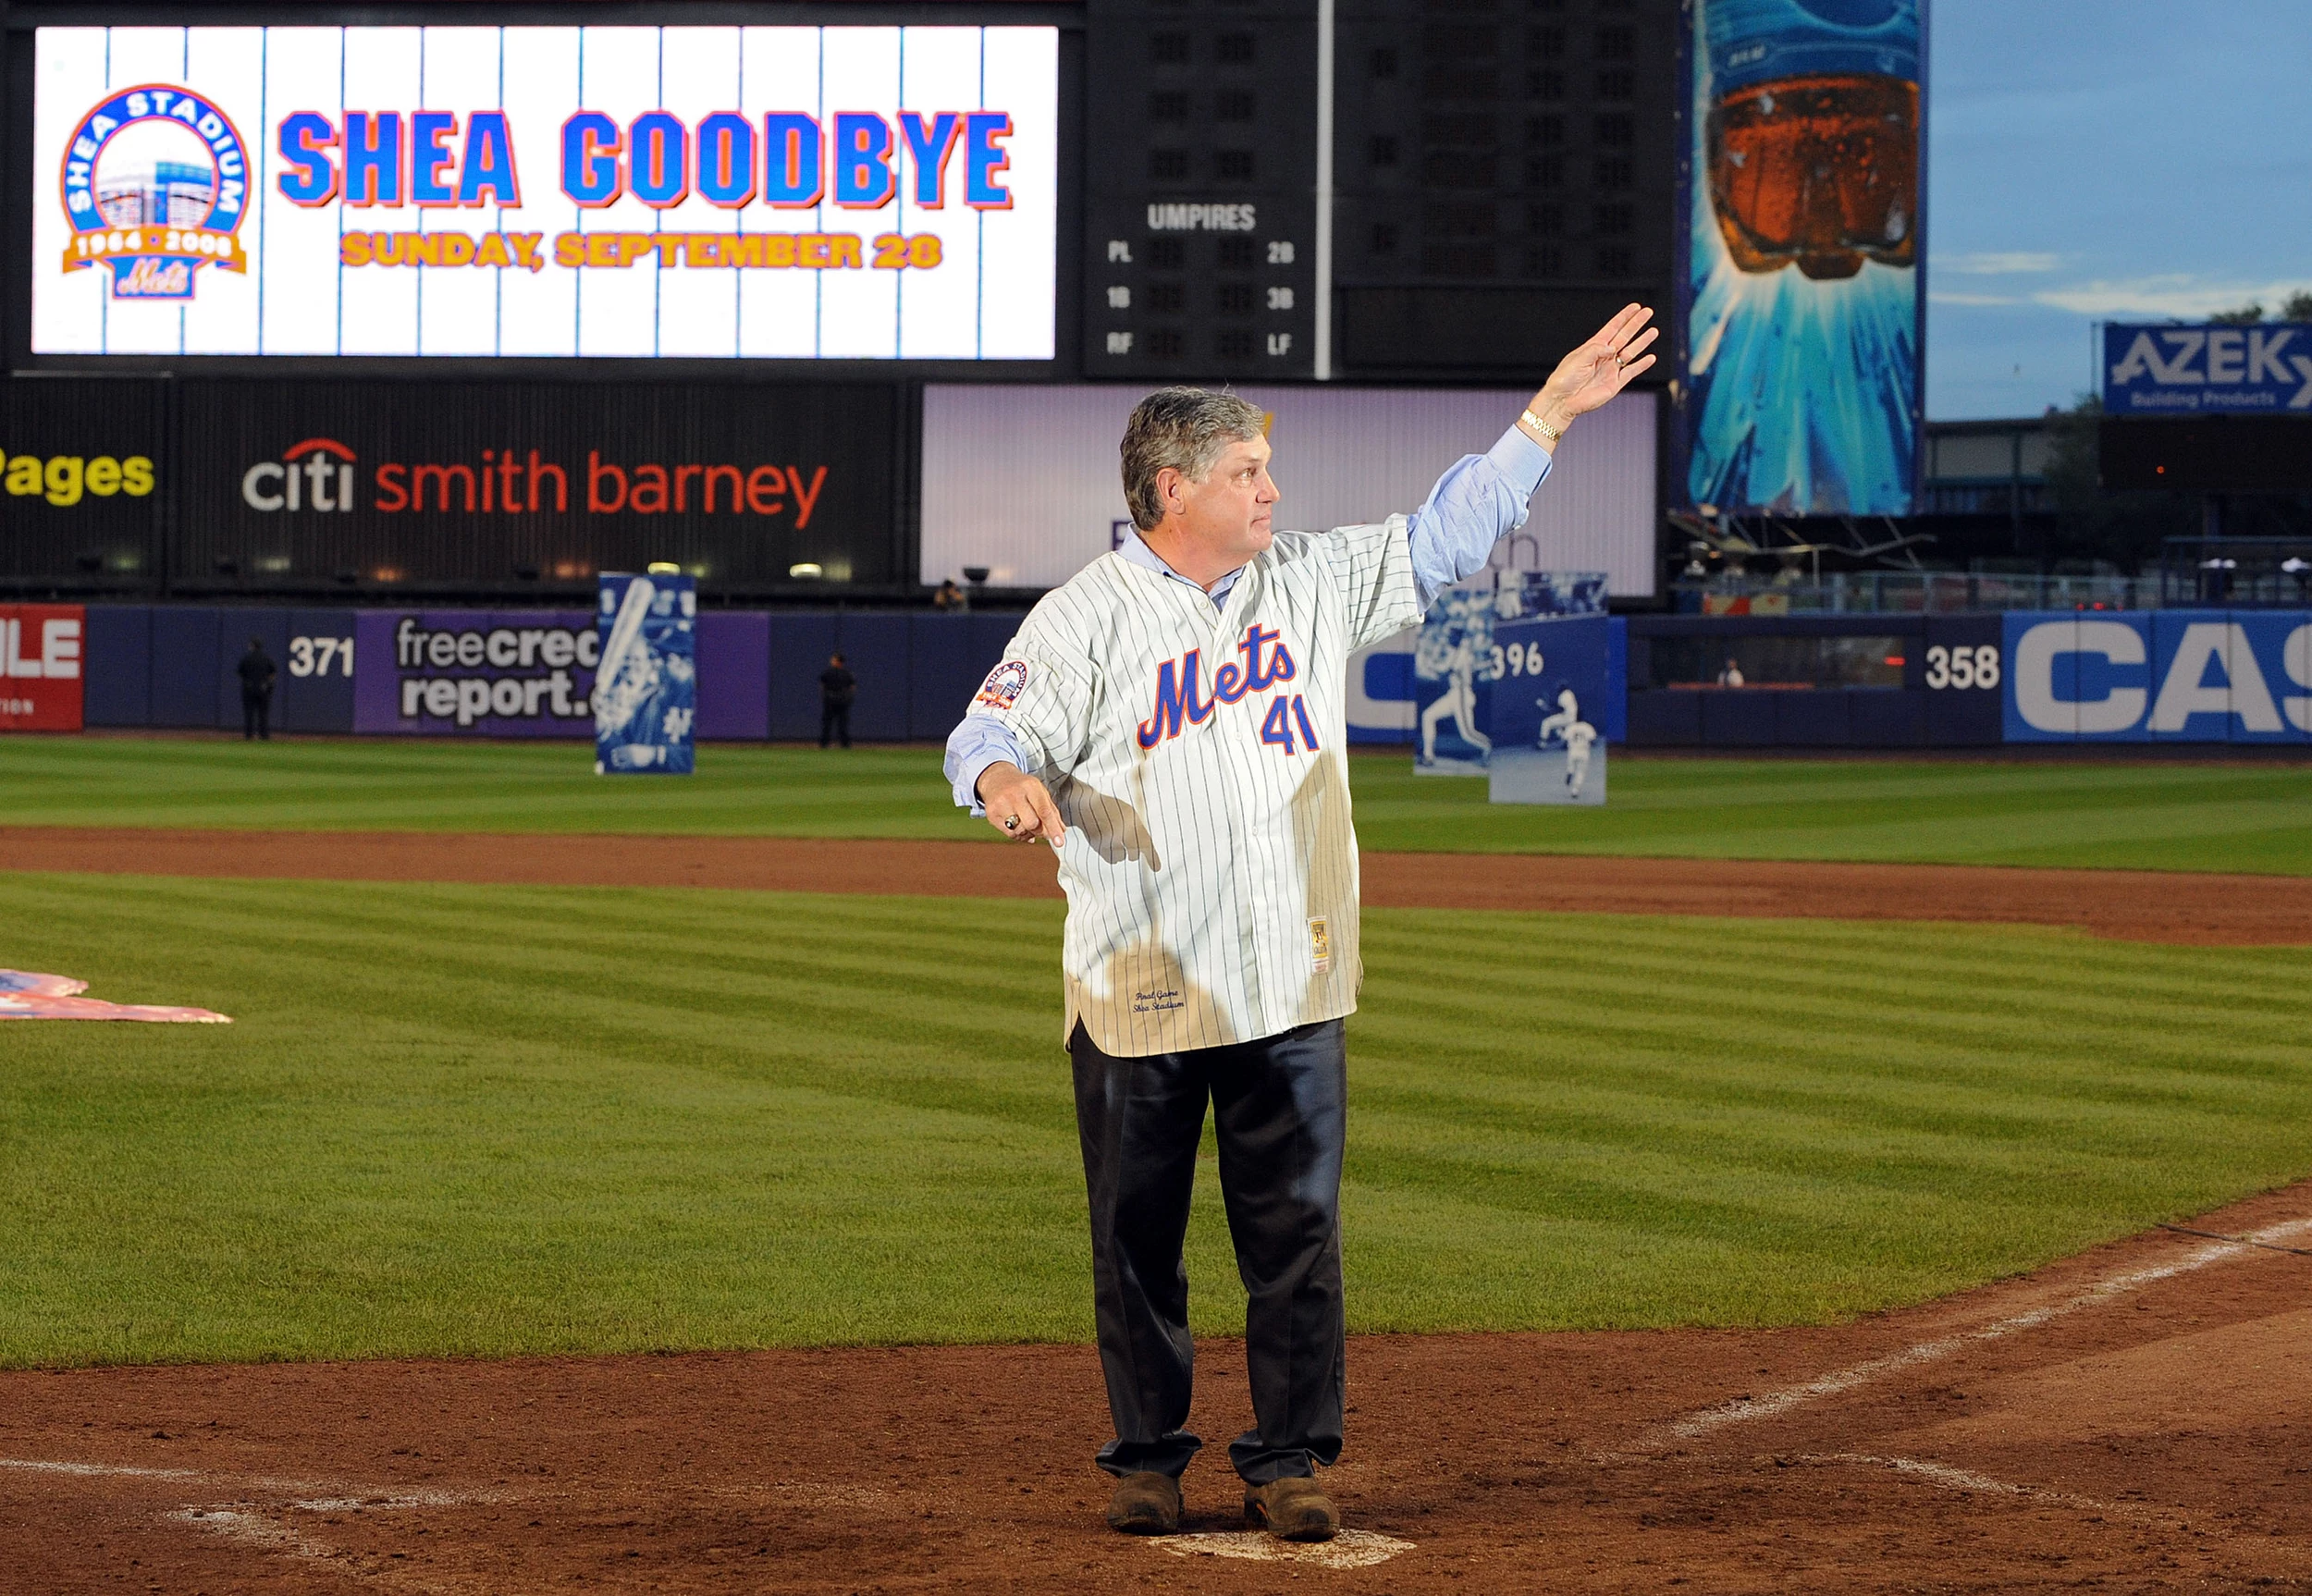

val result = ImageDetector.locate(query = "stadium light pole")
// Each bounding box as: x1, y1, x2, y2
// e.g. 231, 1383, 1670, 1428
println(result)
1314, 0, 1335, 381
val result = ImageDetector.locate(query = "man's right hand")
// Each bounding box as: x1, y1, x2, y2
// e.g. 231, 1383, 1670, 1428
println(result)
975, 761, 1065, 847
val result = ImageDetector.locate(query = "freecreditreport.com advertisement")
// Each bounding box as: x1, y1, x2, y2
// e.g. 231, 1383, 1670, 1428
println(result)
31, 23, 1057, 360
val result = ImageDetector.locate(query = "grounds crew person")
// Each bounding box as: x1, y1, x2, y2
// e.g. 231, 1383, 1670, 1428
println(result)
818, 652, 856, 748
944, 305, 1656, 1542
238, 636, 278, 742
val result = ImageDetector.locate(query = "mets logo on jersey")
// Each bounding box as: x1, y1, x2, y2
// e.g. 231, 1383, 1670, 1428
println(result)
59, 85, 251, 301
975, 659, 1030, 711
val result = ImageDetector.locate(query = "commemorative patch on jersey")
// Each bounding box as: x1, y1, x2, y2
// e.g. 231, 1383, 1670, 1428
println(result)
1309, 917, 1333, 973
975, 659, 1029, 711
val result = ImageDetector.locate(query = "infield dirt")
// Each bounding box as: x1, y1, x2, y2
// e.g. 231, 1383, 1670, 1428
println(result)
4, 1180, 2310, 1593
4, 826, 2309, 943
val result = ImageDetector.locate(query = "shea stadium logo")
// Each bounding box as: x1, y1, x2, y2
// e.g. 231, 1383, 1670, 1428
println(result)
59, 85, 249, 300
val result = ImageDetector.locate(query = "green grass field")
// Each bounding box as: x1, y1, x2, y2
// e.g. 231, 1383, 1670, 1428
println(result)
4, 870, 2308, 1369
6, 734, 2312, 872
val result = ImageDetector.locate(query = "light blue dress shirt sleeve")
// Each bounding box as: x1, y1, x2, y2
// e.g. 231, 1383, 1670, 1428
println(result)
944, 717, 1030, 814
1406, 425, 1555, 609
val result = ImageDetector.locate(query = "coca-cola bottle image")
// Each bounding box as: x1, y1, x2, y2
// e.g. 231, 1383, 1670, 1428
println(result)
1704, 0, 1920, 280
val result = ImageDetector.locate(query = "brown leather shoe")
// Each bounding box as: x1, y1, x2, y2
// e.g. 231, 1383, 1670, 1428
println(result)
1244, 1476, 1339, 1542
1106, 1470, 1182, 1535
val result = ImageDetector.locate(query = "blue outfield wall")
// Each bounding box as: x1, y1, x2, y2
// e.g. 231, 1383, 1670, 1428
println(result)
72, 606, 2312, 746
81, 606, 152, 727
84, 606, 1032, 742
1621, 613, 2004, 749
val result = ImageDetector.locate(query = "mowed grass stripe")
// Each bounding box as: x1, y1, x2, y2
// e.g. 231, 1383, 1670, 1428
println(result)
2, 740, 990, 841
6, 737, 2311, 872
1, 872, 2308, 1367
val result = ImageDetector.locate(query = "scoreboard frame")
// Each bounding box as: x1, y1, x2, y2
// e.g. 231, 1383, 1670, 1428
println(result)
0, 1, 1088, 387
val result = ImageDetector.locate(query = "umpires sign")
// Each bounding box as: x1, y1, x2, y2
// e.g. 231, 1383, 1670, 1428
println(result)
1082, 1, 1319, 379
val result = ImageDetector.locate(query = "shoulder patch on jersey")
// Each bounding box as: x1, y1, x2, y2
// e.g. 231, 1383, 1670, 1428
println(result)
975, 659, 1029, 711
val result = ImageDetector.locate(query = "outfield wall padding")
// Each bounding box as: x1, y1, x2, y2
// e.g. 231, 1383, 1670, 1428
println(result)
69, 607, 2297, 749
148, 609, 222, 729
695, 614, 771, 742
81, 606, 152, 728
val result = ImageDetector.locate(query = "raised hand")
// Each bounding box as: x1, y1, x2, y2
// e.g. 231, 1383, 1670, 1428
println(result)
1526, 303, 1659, 434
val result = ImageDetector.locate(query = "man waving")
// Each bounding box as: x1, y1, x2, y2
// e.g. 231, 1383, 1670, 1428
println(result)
944, 305, 1656, 1542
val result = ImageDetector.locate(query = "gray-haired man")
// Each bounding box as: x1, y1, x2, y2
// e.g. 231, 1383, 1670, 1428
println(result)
944, 306, 1656, 1541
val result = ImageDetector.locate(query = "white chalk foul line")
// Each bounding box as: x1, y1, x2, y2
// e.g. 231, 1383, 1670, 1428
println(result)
1156, 1528, 1415, 1569
6, 1452, 499, 1590
1, 1455, 495, 1506
1656, 1215, 2312, 1445
166, 1506, 347, 1561
1799, 1453, 2312, 1557
1, 1456, 210, 1483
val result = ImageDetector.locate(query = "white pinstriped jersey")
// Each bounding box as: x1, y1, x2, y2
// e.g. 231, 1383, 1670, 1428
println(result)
965, 519, 1424, 1057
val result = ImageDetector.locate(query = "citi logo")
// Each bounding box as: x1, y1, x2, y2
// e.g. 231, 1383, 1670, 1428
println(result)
243, 438, 357, 512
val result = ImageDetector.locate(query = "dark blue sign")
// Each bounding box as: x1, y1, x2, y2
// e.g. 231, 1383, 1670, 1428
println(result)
2103, 323, 2312, 415
2001, 610, 2312, 743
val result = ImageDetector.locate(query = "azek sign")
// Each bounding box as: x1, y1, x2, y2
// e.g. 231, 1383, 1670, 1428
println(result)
2103, 322, 2312, 414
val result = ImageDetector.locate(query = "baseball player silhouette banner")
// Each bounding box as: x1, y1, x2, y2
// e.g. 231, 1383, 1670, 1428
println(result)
1411, 585, 1500, 775
594, 571, 696, 774
1487, 614, 1614, 805
1413, 575, 1611, 780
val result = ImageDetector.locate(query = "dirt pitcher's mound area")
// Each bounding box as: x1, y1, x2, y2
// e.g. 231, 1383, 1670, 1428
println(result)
5, 1184, 2311, 1593
4, 827, 2309, 944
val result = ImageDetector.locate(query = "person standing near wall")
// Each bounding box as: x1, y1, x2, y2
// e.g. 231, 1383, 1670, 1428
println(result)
238, 637, 277, 742
818, 652, 856, 749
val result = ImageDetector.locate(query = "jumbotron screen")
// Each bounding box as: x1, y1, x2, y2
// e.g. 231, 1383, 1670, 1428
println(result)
31, 24, 1058, 360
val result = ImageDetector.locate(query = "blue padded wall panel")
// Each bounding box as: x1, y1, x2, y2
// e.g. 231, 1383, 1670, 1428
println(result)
695, 612, 771, 741
969, 612, 1023, 670
1700, 692, 1777, 746
213, 610, 292, 731
80, 606, 152, 727
767, 612, 840, 741
1850, 690, 1925, 747
148, 608, 222, 728
1922, 614, 2002, 745
832, 614, 911, 742
1772, 691, 1852, 746
906, 614, 978, 741
1624, 690, 1701, 745
280, 608, 357, 733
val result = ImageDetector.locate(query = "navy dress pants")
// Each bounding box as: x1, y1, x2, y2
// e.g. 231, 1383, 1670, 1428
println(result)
1069, 1017, 1347, 1485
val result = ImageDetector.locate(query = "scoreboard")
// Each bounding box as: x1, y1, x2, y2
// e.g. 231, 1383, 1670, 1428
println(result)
29, 23, 1059, 361
1081, 0, 1321, 381
13, 3, 1676, 385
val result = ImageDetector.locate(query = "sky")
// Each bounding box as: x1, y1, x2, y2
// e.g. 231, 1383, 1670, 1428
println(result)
1925, 0, 2312, 419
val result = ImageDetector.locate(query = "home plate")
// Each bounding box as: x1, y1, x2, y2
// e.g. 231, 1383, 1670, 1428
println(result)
1155, 1529, 1414, 1568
